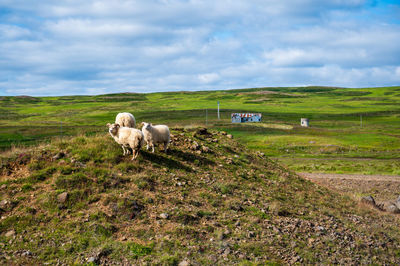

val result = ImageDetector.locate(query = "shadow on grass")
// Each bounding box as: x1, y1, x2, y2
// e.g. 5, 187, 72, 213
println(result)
169, 148, 215, 166
140, 150, 193, 172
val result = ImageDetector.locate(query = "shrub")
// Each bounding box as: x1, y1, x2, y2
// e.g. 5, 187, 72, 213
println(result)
55, 173, 91, 189
27, 167, 56, 183
127, 242, 153, 259
21, 183, 34, 192
60, 166, 74, 175
28, 160, 46, 171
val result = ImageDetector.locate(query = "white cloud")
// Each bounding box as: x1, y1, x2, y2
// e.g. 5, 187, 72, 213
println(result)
0, 0, 399, 96
0, 24, 32, 39
45, 19, 160, 38
263, 47, 369, 67
396, 67, 400, 78
198, 73, 220, 84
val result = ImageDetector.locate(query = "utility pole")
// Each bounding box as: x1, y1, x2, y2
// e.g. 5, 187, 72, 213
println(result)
217, 101, 220, 120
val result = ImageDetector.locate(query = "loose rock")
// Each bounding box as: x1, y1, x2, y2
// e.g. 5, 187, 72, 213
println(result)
385, 203, 400, 214
57, 192, 69, 203
160, 213, 169, 219
248, 231, 255, 238
361, 195, 375, 206
0, 199, 9, 209
395, 196, 400, 209
53, 152, 65, 160
201, 146, 210, 153
195, 127, 210, 136
5, 230, 16, 238
191, 141, 200, 150
87, 257, 97, 263
21, 250, 32, 257
223, 247, 231, 257
178, 260, 190, 266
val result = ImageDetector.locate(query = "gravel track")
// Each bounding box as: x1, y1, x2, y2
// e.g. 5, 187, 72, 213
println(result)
299, 172, 400, 201
299, 172, 400, 182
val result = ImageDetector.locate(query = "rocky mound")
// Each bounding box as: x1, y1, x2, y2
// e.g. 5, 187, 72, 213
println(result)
1, 128, 400, 264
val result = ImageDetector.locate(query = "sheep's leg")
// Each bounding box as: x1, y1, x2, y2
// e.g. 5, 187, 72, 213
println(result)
121, 145, 126, 155
151, 143, 155, 153
146, 143, 150, 151
131, 150, 136, 160
164, 142, 168, 153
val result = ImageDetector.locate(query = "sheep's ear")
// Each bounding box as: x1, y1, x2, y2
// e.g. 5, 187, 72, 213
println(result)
106, 123, 110, 127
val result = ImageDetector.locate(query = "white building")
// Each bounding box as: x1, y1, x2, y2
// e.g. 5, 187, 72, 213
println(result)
301, 118, 309, 127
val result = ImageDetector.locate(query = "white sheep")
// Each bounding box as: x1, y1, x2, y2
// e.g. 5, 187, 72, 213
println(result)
141, 122, 170, 153
115, 112, 136, 128
115, 112, 136, 155
107, 123, 144, 160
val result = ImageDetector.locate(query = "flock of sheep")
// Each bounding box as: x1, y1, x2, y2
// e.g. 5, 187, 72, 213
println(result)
107, 112, 170, 160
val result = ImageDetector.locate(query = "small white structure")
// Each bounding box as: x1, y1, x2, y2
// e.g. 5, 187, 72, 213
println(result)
231, 113, 262, 123
301, 118, 309, 127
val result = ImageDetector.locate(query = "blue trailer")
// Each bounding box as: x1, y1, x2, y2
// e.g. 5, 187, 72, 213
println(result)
231, 113, 262, 123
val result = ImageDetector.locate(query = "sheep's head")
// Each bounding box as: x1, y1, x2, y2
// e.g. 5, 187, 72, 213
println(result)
141, 122, 152, 131
107, 123, 120, 135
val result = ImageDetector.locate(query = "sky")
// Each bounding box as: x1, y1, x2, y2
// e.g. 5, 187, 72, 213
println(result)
0, 0, 399, 96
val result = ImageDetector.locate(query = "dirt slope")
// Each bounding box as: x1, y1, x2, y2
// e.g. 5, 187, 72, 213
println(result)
1, 128, 400, 265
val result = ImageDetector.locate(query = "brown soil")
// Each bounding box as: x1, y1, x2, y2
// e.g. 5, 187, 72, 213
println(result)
300, 172, 400, 202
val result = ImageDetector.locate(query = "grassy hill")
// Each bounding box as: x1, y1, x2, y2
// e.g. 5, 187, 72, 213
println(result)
1, 128, 400, 264
1, 86, 399, 175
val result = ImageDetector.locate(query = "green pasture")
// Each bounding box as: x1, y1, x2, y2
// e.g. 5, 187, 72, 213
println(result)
1, 86, 399, 174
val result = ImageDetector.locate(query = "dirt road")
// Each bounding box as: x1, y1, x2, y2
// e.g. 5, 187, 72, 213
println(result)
300, 172, 400, 202
300, 172, 400, 182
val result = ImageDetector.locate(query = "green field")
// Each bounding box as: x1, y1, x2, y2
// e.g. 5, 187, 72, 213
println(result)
2, 87, 400, 264
1, 86, 400, 174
